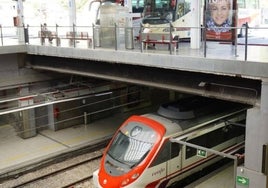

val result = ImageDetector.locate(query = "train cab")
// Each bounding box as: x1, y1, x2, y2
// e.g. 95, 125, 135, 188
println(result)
93, 97, 247, 188
93, 114, 170, 187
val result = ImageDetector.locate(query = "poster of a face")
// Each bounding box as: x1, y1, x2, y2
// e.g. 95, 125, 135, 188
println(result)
206, 0, 234, 41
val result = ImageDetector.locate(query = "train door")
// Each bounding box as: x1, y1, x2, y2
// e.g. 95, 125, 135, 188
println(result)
147, 140, 182, 187
166, 141, 182, 185
145, 140, 182, 186
145, 140, 169, 187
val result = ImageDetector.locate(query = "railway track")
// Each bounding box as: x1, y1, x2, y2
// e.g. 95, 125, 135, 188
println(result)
1, 148, 104, 188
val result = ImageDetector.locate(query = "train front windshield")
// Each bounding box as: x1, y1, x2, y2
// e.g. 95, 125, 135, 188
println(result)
105, 121, 157, 175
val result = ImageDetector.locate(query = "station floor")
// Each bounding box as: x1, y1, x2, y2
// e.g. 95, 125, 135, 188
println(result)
185, 163, 235, 188
0, 113, 129, 179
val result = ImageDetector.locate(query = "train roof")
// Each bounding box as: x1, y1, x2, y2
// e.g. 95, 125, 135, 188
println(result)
143, 97, 248, 138
143, 113, 183, 136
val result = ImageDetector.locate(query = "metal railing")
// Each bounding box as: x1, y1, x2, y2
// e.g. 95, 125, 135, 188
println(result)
0, 24, 267, 62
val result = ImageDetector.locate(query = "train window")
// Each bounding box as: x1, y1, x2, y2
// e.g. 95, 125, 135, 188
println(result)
108, 132, 130, 161
150, 141, 170, 167
185, 135, 206, 159
150, 141, 181, 167
185, 125, 245, 159
171, 142, 180, 158
107, 121, 157, 168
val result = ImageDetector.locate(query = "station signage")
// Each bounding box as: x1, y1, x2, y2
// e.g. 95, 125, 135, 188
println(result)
197, 149, 207, 158
236, 176, 249, 186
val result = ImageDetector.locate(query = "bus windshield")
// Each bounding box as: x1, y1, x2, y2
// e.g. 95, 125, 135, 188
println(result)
142, 0, 190, 24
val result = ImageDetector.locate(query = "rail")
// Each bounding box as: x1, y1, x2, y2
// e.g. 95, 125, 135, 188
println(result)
0, 144, 106, 187
0, 24, 267, 62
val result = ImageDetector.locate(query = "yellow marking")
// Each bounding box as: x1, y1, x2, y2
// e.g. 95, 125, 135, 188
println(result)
63, 134, 96, 145
3, 153, 28, 163
0, 124, 12, 129
40, 143, 64, 151
63, 130, 111, 145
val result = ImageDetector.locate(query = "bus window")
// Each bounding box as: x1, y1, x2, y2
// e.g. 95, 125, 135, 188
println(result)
141, 0, 192, 39
177, 0, 190, 19
133, 0, 145, 13
237, 0, 246, 8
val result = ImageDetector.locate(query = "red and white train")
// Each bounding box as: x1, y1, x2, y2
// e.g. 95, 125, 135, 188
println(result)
93, 97, 247, 188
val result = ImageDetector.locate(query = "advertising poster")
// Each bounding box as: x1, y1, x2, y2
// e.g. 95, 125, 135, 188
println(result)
205, 0, 235, 41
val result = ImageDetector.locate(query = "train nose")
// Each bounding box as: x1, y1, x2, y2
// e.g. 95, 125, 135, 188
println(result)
93, 169, 103, 188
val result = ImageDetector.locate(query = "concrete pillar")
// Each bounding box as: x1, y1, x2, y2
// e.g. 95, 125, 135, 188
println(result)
190, 0, 201, 49
236, 79, 268, 188
18, 87, 36, 139
47, 104, 56, 131
15, 0, 25, 43
69, 0, 76, 26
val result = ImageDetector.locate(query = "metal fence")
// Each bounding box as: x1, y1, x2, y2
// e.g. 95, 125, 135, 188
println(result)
0, 24, 267, 62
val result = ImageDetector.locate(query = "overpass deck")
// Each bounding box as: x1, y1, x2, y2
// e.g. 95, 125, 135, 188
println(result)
0, 36, 267, 105
24, 40, 268, 78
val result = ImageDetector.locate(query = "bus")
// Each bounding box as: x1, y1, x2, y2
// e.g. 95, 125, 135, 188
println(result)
88, 0, 191, 40
140, 0, 192, 41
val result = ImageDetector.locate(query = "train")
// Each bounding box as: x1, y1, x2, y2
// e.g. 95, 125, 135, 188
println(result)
93, 96, 247, 188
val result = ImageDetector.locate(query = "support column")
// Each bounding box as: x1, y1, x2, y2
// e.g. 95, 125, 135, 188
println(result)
47, 104, 56, 131
237, 79, 268, 187
69, 0, 76, 26
18, 87, 36, 139
16, 0, 25, 43
190, 0, 201, 49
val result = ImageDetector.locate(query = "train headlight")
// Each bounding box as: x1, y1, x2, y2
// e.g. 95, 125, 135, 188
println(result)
121, 173, 139, 186
121, 178, 130, 186
103, 179, 107, 185
131, 173, 139, 179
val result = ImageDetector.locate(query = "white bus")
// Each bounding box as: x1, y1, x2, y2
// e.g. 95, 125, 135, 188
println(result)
140, 0, 192, 41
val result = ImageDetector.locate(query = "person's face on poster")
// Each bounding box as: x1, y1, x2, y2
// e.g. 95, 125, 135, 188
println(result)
209, 0, 230, 26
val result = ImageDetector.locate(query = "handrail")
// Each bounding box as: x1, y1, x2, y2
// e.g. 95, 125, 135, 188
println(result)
0, 24, 267, 62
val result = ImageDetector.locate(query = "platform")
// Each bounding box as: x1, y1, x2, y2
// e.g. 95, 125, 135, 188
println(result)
185, 163, 235, 188
0, 112, 131, 179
